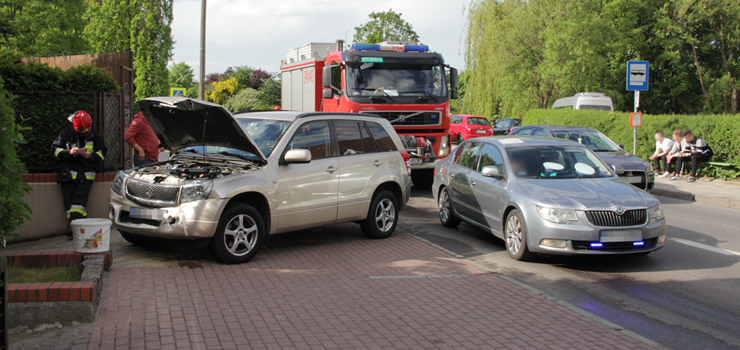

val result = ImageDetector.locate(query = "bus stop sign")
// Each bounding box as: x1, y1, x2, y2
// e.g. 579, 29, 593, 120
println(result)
626, 61, 649, 91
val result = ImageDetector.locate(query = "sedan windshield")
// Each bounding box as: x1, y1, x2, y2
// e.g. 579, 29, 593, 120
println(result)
550, 129, 621, 152
467, 118, 490, 126
346, 63, 447, 98
507, 146, 613, 179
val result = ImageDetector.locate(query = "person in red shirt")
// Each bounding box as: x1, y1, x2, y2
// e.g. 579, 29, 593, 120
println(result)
125, 112, 161, 167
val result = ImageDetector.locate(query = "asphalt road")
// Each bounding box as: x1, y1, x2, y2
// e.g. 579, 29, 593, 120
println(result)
399, 188, 740, 350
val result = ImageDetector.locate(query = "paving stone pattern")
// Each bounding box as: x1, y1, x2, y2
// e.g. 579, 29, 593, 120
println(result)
86, 225, 653, 350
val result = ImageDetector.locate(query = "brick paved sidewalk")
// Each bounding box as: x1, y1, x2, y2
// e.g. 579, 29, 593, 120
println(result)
86, 225, 654, 350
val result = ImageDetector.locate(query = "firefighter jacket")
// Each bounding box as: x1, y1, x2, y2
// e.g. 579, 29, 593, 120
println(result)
51, 127, 108, 181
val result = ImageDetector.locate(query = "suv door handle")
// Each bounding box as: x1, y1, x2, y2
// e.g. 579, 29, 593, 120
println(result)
470, 180, 476, 186
326, 166, 337, 173
373, 160, 383, 167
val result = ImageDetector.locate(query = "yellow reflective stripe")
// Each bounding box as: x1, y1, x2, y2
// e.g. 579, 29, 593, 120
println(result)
96, 150, 105, 160
85, 145, 94, 153
70, 208, 87, 216
66, 210, 71, 219
85, 172, 96, 180
55, 148, 66, 157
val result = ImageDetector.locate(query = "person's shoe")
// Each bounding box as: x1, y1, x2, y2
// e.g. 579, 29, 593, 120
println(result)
686, 177, 696, 183
670, 176, 682, 181
65, 227, 73, 237
659, 172, 670, 178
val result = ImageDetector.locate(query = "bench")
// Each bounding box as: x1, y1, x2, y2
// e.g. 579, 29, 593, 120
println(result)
707, 162, 736, 167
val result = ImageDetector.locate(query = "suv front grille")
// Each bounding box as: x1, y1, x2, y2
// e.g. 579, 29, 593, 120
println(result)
362, 111, 442, 126
585, 209, 647, 227
125, 179, 180, 207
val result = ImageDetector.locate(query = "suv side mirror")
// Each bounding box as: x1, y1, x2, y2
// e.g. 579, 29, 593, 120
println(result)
284, 149, 312, 164
481, 166, 504, 179
611, 164, 625, 175
617, 143, 625, 149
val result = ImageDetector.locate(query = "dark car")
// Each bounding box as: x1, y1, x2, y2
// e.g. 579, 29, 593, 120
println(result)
510, 125, 655, 190
493, 118, 522, 135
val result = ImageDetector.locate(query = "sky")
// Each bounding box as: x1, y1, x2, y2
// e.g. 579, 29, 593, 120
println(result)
170, 0, 469, 80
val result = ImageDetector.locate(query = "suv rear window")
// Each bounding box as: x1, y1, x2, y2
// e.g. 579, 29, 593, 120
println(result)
335, 121, 377, 155
366, 122, 397, 152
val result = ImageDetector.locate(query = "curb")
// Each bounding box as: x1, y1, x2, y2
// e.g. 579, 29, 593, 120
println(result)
650, 186, 694, 202
651, 185, 740, 210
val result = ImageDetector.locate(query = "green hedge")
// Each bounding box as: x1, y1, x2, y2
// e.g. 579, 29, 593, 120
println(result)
523, 109, 740, 178
0, 61, 118, 171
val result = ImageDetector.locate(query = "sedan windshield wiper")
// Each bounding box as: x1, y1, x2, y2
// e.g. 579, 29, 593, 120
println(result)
400, 90, 439, 102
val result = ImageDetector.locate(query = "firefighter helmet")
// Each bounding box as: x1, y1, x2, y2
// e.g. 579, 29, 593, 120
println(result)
69, 110, 92, 132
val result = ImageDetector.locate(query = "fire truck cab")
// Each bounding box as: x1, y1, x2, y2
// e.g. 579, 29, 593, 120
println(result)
280, 40, 459, 189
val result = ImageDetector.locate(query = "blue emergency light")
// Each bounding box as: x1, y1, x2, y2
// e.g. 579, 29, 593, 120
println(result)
590, 243, 603, 248
633, 241, 645, 246
351, 44, 429, 52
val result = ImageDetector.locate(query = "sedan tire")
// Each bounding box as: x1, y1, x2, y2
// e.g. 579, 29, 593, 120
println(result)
209, 203, 265, 264
438, 188, 461, 228
505, 209, 534, 261
361, 190, 399, 239
457, 133, 464, 144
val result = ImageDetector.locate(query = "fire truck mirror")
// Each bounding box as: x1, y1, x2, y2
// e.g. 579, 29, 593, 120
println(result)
450, 68, 459, 90
451, 90, 459, 100
323, 89, 334, 99
322, 66, 333, 89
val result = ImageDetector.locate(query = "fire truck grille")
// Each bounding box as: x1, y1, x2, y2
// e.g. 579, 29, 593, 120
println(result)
362, 111, 442, 126
125, 179, 180, 207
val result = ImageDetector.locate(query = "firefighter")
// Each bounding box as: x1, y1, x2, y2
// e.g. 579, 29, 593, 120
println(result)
51, 110, 108, 236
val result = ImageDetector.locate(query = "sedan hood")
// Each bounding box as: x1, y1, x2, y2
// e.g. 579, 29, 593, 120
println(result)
516, 177, 653, 210
137, 97, 265, 162
593, 150, 649, 171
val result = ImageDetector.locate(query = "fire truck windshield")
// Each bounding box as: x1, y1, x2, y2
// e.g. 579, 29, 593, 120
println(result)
345, 63, 447, 100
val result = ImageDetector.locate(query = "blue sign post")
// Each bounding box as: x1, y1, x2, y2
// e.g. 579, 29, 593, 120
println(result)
626, 61, 649, 154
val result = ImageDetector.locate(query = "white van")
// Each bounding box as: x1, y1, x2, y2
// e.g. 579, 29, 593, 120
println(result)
552, 92, 613, 111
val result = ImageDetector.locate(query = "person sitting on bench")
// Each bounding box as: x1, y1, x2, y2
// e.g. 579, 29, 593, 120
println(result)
672, 129, 713, 183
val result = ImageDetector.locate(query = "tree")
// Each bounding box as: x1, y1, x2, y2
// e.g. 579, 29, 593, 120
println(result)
353, 9, 421, 44
85, 0, 173, 100
0, 0, 89, 56
250, 69, 270, 90
231, 65, 254, 89
169, 62, 195, 89
205, 67, 234, 85
209, 77, 238, 104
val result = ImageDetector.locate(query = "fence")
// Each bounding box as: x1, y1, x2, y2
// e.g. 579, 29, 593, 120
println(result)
20, 52, 133, 89
10, 90, 130, 172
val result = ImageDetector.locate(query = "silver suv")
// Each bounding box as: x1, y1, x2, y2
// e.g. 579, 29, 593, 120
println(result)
109, 97, 411, 264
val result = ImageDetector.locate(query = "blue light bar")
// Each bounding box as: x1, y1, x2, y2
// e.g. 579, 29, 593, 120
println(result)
633, 241, 645, 246
590, 243, 603, 248
352, 44, 380, 51
404, 45, 429, 52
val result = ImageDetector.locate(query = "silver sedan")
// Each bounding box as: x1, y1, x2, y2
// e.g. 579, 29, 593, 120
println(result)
432, 136, 667, 260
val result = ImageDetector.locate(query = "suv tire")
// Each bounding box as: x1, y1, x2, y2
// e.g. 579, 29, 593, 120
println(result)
209, 203, 265, 264
361, 190, 399, 239
411, 169, 434, 190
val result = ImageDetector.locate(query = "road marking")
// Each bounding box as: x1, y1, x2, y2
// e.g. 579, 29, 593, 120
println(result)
670, 238, 740, 256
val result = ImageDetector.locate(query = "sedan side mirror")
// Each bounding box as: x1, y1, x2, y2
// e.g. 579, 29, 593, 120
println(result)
481, 166, 504, 179
611, 164, 625, 175
617, 143, 625, 149
284, 149, 312, 164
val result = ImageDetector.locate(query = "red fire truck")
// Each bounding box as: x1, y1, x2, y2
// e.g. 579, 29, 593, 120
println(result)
280, 40, 460, 189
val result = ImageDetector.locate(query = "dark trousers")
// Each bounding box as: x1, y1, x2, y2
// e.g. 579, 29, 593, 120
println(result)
653, 155, 669, 173
134, 157, 156, 167
676, 155, 712, 178
61, 180, 93, 223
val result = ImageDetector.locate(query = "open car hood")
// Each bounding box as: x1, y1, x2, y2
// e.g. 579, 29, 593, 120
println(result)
136, 97, 265, 163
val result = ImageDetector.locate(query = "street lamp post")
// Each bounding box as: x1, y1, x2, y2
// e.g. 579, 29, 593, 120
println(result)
199, 0, 206, 100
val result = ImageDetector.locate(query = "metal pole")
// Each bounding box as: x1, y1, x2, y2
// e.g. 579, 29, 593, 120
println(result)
633, 90, 639, 154
199, 0, 206, 100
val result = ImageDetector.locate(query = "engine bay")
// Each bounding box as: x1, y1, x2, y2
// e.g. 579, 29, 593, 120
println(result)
129, 161, 246, 184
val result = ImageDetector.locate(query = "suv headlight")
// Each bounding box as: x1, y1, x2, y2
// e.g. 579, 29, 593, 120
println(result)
111, 171, 125, 196
439, 135, 450, 157
649, 204, 664, 223
536, 206, 578, 224
179, 180, 214, 204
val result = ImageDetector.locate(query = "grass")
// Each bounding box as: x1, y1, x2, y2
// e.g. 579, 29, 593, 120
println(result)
8, 265, 80, 284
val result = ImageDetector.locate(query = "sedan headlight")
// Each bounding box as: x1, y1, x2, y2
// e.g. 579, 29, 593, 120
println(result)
179, 180, 214, 204
111, 171, 125, 196
536, 206, 578, 224
649, 204, 664, 223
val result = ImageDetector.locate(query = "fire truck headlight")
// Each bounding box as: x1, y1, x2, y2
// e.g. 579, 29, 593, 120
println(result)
439, 136, 450, 157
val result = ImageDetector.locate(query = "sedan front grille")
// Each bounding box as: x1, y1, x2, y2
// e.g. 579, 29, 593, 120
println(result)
125, 179, 180, 207
362, 111, 442, 126
572, 237, 658, 252
585, 209, 647, 227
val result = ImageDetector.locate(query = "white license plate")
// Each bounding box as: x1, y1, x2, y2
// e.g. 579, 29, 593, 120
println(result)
476, 130, 487, 134
622, 176, 642, 183
409, 158, 423, 165
129, 207, 164, 220
600, 229, 642, 242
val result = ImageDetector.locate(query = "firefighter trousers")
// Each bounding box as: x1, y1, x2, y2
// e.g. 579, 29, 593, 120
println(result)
61, 180, 94, 222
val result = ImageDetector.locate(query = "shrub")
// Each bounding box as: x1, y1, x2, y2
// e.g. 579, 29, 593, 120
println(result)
0, 77, 32, 246
523, 109, 740, 178
208, 78, 239, 104
223, 87, 260, 112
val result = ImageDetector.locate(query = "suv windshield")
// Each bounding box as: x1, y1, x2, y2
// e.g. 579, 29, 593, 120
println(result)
550, 129, 620, 152
467, 117, 490, 126
236, 117, 292, 156
507, 146, 613, 179
346, 62, 447, 98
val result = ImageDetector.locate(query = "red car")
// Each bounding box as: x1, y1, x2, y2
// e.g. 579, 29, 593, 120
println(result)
450, 115, 493, 143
